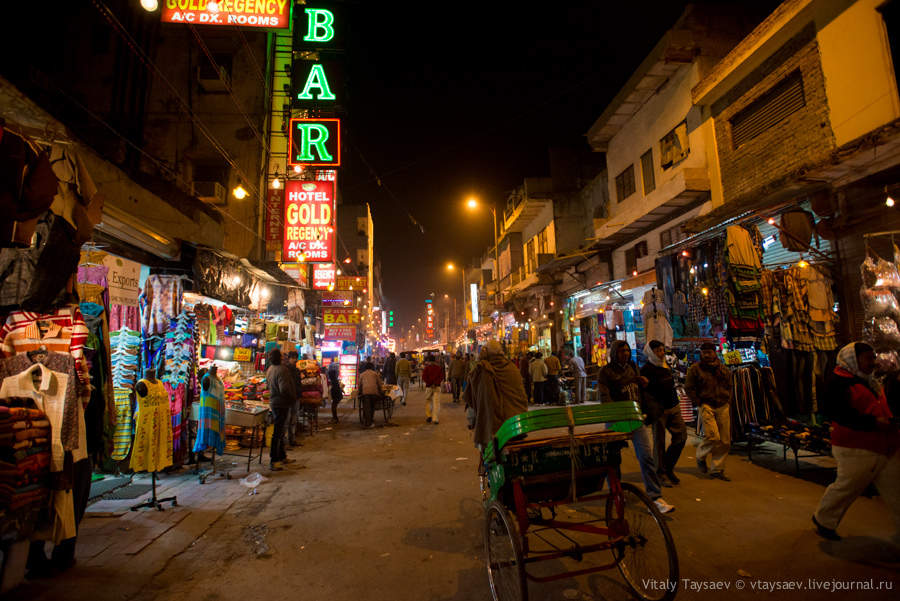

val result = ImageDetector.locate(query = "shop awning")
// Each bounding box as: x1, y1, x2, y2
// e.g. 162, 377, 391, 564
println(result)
620, 269, 657, 291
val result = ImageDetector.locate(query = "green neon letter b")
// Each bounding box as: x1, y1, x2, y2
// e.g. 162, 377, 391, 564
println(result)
296, 124, 333, 162
297, 64, 336, 101
304, 9, 335, 43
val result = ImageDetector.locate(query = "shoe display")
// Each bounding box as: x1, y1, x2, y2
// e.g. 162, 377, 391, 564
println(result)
653, 498, 675, 514
812, 516, 841, 541
696, 458, 708, 474
710, 471, 731, 481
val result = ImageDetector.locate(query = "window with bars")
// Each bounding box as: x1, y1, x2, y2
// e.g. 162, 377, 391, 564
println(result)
615, 165, 636, 203
659, 224, 688, 248
730, 70, 805, 148
640, 149, 655, 195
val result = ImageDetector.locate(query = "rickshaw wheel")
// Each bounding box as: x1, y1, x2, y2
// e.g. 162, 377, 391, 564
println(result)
383, 397, 394, 422
358, 403, 366, 427
606, 483, 679, 601
485, 501, 528, 601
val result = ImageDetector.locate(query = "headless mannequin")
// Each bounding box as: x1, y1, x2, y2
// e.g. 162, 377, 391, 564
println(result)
202, 365, 217, 391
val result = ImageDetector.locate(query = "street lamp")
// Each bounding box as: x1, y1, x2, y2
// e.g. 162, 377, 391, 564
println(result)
465, 197, 499, 311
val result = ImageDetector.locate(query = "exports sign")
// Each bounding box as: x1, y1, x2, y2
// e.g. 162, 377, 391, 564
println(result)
312, 263, 336, 290
161, 0, 291, 29
283, 180, 335, 263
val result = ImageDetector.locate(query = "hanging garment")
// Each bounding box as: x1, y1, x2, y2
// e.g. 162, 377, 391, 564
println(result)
163, 381, 186, 465
48, 144, 102, 244
110, 388, 133, 461
129, 379, 173, 473
142, 275, 183, 337
779, 210, 816, 252
193, 374, 225, 455
726, 226, 761, 269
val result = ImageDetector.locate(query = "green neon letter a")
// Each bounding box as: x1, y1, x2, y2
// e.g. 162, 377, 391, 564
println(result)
297, 64, 336, 101
296, 124, 333, 162
304, 9, 335, 43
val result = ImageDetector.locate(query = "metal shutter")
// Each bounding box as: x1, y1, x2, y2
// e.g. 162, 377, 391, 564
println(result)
731, 70, 805, 147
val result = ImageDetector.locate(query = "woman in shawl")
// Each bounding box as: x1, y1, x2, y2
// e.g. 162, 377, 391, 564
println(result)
598, 340, 675, 513
813, 342, 900, 543
642, 340, 687, 486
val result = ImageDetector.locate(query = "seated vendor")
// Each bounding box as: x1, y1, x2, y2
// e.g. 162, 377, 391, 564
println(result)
464, 340, 528, 451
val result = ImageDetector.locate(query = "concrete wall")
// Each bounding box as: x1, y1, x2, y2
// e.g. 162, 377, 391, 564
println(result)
711, 24, 836, 204
817, 0, 900, 146
610, 203, 710, 280
143, 28, 269, 259
605, 62, 709, 220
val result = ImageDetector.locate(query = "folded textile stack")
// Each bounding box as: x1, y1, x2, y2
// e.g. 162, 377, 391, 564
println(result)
298, 363, 322, 404
0, 404, 51, 524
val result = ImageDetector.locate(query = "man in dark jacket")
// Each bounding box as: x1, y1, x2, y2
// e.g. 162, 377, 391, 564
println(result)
449, 353, 467, 403
266, 349, 297, 470
642, 340, 686, 486
685, 342, 733, 480
598, 340, 674, 513
383, 352, 397, 386
327, 360, 343, 424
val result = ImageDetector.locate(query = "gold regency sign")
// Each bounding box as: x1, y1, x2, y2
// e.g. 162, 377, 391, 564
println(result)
161, 0, 291, 29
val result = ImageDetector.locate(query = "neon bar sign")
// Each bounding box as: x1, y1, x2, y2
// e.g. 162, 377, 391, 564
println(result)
288, 118, 340, 167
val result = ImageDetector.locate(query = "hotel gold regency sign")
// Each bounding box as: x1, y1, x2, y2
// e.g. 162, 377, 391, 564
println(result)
283, 180, 335, 263
161, 0, 291, 29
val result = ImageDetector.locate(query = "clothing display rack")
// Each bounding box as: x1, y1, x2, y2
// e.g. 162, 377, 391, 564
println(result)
130, 471, 178, 512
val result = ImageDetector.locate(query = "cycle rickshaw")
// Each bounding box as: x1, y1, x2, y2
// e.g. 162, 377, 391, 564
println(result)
481, 401, 679, 601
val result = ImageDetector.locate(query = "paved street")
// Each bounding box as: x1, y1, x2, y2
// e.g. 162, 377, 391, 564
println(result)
11, 389, 900, 601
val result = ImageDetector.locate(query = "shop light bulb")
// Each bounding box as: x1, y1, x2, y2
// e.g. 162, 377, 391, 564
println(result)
141, 0, 159, 11
681, 251, 689, 257
632, 270, 638, 276
690, 267, 696, 274
798, 260, 808, 268
344, 257, 352, 264
260, 287, 270, 299
704, 263, 709, 268
231, 275, 241, 286
887, 196, 896, 208
768, 218, 776, 225
701, 287, 709, 296
271, 177, 281, 189
232, 184, 248, 200
293, 164, 302, 174
336, 269, 342, 275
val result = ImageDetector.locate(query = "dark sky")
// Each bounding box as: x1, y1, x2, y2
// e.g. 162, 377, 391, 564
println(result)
338, 1, 749, 332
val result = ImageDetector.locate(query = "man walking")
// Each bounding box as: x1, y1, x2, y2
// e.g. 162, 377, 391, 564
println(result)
464, 341, 528, 451
529, 352, 548, 405
395, 352, 411, 406
568, 349, 587, 403
685, 342, 733, 481
327, 359, 343, 424
285, 350, 302, 447
545, 351, 562, 405
266, 349, 297, 471
450, 352, 467, 404
358, 361, 383, 428
519, 352, 532, 404
422, 354, 444, 424
383, 352, 397, 386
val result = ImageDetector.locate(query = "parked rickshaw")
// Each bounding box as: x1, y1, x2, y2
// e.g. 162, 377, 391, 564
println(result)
481, 402, 679, 601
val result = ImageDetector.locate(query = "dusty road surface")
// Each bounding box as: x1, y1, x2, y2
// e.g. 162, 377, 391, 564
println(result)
11, 387, 900, 601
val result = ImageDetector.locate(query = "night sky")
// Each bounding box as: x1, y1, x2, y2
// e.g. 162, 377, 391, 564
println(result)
340, 1, 765, 332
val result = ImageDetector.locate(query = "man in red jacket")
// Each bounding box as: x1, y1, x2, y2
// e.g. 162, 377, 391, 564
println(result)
422, 354, 445, 424
813, 342, 900, 543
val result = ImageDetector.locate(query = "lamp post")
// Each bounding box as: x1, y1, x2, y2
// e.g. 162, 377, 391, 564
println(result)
465, 197, 499, 313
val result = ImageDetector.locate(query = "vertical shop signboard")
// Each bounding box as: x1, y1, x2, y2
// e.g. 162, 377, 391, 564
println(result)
283, 180, 335, 262
265, 187, 284, 251
425, 298, 434, 340
322, 307, 359, 340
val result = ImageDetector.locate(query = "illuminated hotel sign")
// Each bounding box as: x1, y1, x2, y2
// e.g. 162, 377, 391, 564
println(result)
288, 118, 340, 167
425, 299, 434, 340
161, 0, 291, 29
283, 181, 335, 263
312, 263, 336, 290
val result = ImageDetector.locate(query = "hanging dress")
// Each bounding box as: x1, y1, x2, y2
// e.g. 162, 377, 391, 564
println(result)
129, 378, 173, 472
193, 374, 225, 455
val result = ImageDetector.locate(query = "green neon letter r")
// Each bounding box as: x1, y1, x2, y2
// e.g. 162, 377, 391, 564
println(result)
297, 64, 336, 101
296, 124, 333, 162
304, 9, 335, 43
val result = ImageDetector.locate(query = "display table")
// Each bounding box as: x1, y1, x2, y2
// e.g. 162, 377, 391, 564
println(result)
225, 406, 268, 472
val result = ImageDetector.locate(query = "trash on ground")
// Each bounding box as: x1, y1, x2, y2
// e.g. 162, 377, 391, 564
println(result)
455, 457, 468, 461
695, 498, 702, 502
242, 524, 270, 557
240, 472, 268, 495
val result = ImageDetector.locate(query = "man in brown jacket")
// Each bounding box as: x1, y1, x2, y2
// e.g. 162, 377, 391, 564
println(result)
684, 342, 733, 480
464, 341, 528, 451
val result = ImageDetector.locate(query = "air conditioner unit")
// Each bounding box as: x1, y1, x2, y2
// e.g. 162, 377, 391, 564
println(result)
193, 181, 227, 205
197, 65, 229, 93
